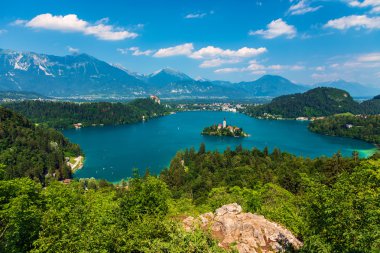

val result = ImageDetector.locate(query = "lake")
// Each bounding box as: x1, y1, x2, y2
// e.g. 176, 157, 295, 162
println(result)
63, 111, 377, 182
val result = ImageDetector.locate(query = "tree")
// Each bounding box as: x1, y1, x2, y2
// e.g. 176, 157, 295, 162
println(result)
198, 143, 206, 155
119, 176, 171, 222
0, 178, 43, 253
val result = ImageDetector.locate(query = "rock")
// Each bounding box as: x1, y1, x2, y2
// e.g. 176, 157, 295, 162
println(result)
183, 203, 302, 253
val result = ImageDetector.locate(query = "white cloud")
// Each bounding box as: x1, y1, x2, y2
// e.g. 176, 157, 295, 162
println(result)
289, 65, 305, 70
10, 19, 28, 26
185, 13, 207, 19
153, 43, 267, 68
67, 46, 79, 54
191, 46, 267, 59
118, 47, 154, 56
249, 19, 297, 39
185, 10, 214, 19
22, 13, 137, 41
246, 60, 266, 71
315, 66, 326, 71
346, 0, 380, 13
153, 43, 194, 57
0, 29, 7, 35
214, 68, 242, 73
357, 52, 380, 62
214, 59, 304, 74
199, 58, 241, 68
324, 15, 380, 30
288, 0, 322, 15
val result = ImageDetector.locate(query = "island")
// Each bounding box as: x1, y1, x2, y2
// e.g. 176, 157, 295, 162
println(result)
202, 118, 248, 137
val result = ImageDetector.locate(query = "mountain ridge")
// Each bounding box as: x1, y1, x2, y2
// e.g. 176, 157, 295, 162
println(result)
0, 48, 378, 98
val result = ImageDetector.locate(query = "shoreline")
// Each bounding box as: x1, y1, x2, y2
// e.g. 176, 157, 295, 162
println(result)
68, 155, 84, 173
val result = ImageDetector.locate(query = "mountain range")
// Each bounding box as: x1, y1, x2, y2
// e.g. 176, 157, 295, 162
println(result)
0, 49, 379, 99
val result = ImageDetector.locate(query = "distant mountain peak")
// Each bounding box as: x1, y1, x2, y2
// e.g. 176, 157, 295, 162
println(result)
257, 75, 291, 82
151, 67, 191, 79
313, 79, 380, 97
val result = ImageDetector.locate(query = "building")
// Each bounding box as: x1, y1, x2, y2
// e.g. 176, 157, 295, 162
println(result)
150, 95, 161, 104
218, 124, 222, 129
73, 123, 82, 129
223, 118, 227, 128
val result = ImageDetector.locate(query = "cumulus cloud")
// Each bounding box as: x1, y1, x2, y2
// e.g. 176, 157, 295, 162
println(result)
249, 19, 297, 39
67, 46, 79, 54
324, 15, 380, 30
20, 13, 137, 41
191, 46, 267, 59
214, 59, 304, 75
153, 43, 194, 57
288, 0, 322, 15
214, 68, 242, 73
199, 58, 241, 68
118, 47, 154, 56
153, 43, 267, 68
346, 0, 380, 13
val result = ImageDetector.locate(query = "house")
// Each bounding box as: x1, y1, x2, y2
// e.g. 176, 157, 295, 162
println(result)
218, 124, 222, 129
63, 179, 72, 185
73, 123, 82, 129
346, 124, 353, 129
150, 95, 161, 104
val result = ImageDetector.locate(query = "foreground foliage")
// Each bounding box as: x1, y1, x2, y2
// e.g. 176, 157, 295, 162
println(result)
161, 145, 380, 252
0, 176, 230, 253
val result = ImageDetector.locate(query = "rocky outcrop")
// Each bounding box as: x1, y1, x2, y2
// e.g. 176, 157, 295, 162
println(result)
183, 203, 302, 253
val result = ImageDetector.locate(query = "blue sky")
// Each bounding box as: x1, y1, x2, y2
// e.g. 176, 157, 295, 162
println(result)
1, 0, 380, 86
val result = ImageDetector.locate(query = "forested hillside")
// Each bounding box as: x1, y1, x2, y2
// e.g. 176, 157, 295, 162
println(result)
360, 95, 380, 115
244, 87, 363, 118
161, 144, 380, 252
1, 144, 379, 252
309, 114, 380, 144
0, 107, 81, 183
3, 98, 169, 128
0, 105, 379, 252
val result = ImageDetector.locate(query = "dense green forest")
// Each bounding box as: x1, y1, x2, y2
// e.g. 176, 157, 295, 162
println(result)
359, 95, 380, 115
0, 107, 81, 183
1, 104, 379, 252
244, 87, 379, 118
309, 114, 380, 144
1, 144, 379, 252
3, 98, 169, 128
161, 145, 380, 252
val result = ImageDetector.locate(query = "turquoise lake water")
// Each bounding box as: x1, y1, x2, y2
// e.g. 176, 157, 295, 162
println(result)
63, 111, 377, 182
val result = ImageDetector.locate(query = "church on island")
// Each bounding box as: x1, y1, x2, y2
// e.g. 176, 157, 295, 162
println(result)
202, 118, 248, 137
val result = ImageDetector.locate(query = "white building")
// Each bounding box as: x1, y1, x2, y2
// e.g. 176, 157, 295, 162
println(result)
223, 118, 227, 128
